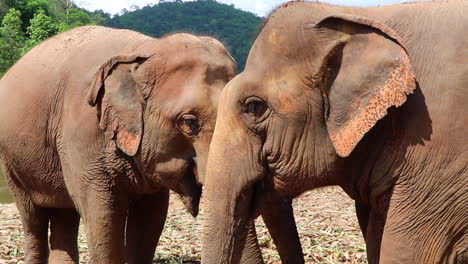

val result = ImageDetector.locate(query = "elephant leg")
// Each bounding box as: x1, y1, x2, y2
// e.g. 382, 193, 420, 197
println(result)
355, 201, 370, 239
355, 201, 383, 263
365, 210, 385, 264
5, 168, 50, 264
262, 198, 304, 264
240, 220, 264, 264
126, 188, 169, 264
78, 188, 128, 264
49, 208, 80, 264
17, 199, 50, 264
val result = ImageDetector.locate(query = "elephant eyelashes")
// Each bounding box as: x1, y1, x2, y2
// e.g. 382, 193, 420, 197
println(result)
178, 114, 201, 136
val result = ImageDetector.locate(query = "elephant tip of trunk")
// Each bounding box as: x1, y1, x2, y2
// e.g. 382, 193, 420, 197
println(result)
182, 195, 200, 217
189, 206, 199, 217
180, 187, 201, 217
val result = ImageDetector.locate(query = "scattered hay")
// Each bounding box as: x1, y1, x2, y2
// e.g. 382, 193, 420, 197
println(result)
0, 187, 366, 263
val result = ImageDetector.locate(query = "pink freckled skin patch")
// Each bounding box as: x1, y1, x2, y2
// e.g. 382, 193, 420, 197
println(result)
329, 56, 415, 157
117, 131, 141, 156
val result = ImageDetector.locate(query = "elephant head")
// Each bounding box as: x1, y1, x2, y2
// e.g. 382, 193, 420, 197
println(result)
201, 5, 416, 263
87, 34, 235, 216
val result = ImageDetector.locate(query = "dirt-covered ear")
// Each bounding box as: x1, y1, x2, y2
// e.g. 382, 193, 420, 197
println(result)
86, 54, 149, 156
313, 14, 416, 157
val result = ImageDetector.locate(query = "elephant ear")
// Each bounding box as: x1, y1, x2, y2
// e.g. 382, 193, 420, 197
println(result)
86, 54, 150, 156
313, 15, 416, 157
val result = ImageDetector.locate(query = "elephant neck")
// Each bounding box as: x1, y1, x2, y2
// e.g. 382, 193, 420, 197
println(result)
337, 109, 404, 213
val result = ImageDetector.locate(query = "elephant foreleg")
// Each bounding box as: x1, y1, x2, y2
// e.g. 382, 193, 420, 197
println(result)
126, 188, 169, 264
17, 199, 50, 264
355, 201, 370, 239
262, 197, 304, 264
78, 187, 128, 264
361, 206, 384, 264
6, 167, 50, 264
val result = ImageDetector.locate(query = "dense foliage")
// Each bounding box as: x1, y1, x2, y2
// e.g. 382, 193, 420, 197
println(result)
0, 0, 262, 76
0, 0, 106, 75
106, 0, 262, 70
0, 8, 25, 72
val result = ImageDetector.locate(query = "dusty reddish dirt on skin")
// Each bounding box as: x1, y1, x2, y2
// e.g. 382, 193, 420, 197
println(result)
0, 187, 366, 264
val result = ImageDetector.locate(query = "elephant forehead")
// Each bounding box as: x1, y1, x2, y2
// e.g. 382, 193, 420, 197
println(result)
159, 80, 215, 109
265, 28, 301, 56
159, 36, 232, 69
265, 67, 305, 112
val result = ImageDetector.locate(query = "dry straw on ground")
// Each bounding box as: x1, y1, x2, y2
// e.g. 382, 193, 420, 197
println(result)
0, 187, 366, 264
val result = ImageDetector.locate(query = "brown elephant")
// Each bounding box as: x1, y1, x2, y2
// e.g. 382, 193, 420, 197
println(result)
0, 25, 303, 264
202, 1, 468, 263
0, 25, 241, 264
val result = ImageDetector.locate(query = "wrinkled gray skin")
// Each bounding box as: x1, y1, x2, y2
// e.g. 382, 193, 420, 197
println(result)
0, 26, 240, 264
202, 1, 467, 264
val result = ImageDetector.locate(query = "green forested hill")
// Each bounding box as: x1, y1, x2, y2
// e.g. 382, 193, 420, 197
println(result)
0, 0, 107, 75
0, 0, 262, 76
106, 0, 262, 70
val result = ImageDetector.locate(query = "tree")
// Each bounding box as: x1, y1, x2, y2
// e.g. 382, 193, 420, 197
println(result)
18, 0, 50, 30
0, 0, 19, 18
107, 0, 263, 70
46, 0, 105, 32
0, 0, 106, 76
0, 8, 26, 75
22, 9, 57, 53
56, 8, 96, 32
0, 0, 261, 75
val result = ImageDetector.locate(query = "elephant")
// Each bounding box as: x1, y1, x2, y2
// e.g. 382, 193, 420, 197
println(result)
0, 25, 240, 264
0, 25, 304, 264
201, 1, 468, 264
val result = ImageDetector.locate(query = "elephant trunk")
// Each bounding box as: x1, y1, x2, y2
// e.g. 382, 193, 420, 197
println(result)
201, 145, 258, 263
180, 158, 202, 217
202, 182, 255, 263
201, 89, 265, 263
179, 175, 202, 217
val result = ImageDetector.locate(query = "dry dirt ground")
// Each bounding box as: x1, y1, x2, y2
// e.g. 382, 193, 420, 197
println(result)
0, 187, 367, 264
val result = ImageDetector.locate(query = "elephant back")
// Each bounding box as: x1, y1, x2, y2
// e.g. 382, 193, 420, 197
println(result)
4, 26, 152, 95
0, 26, 154, 152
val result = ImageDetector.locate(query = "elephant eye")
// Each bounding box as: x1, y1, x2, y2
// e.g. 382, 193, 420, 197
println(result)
244, 97, 267, 117
247, 101, 259, 114
178, 114, 200, 136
